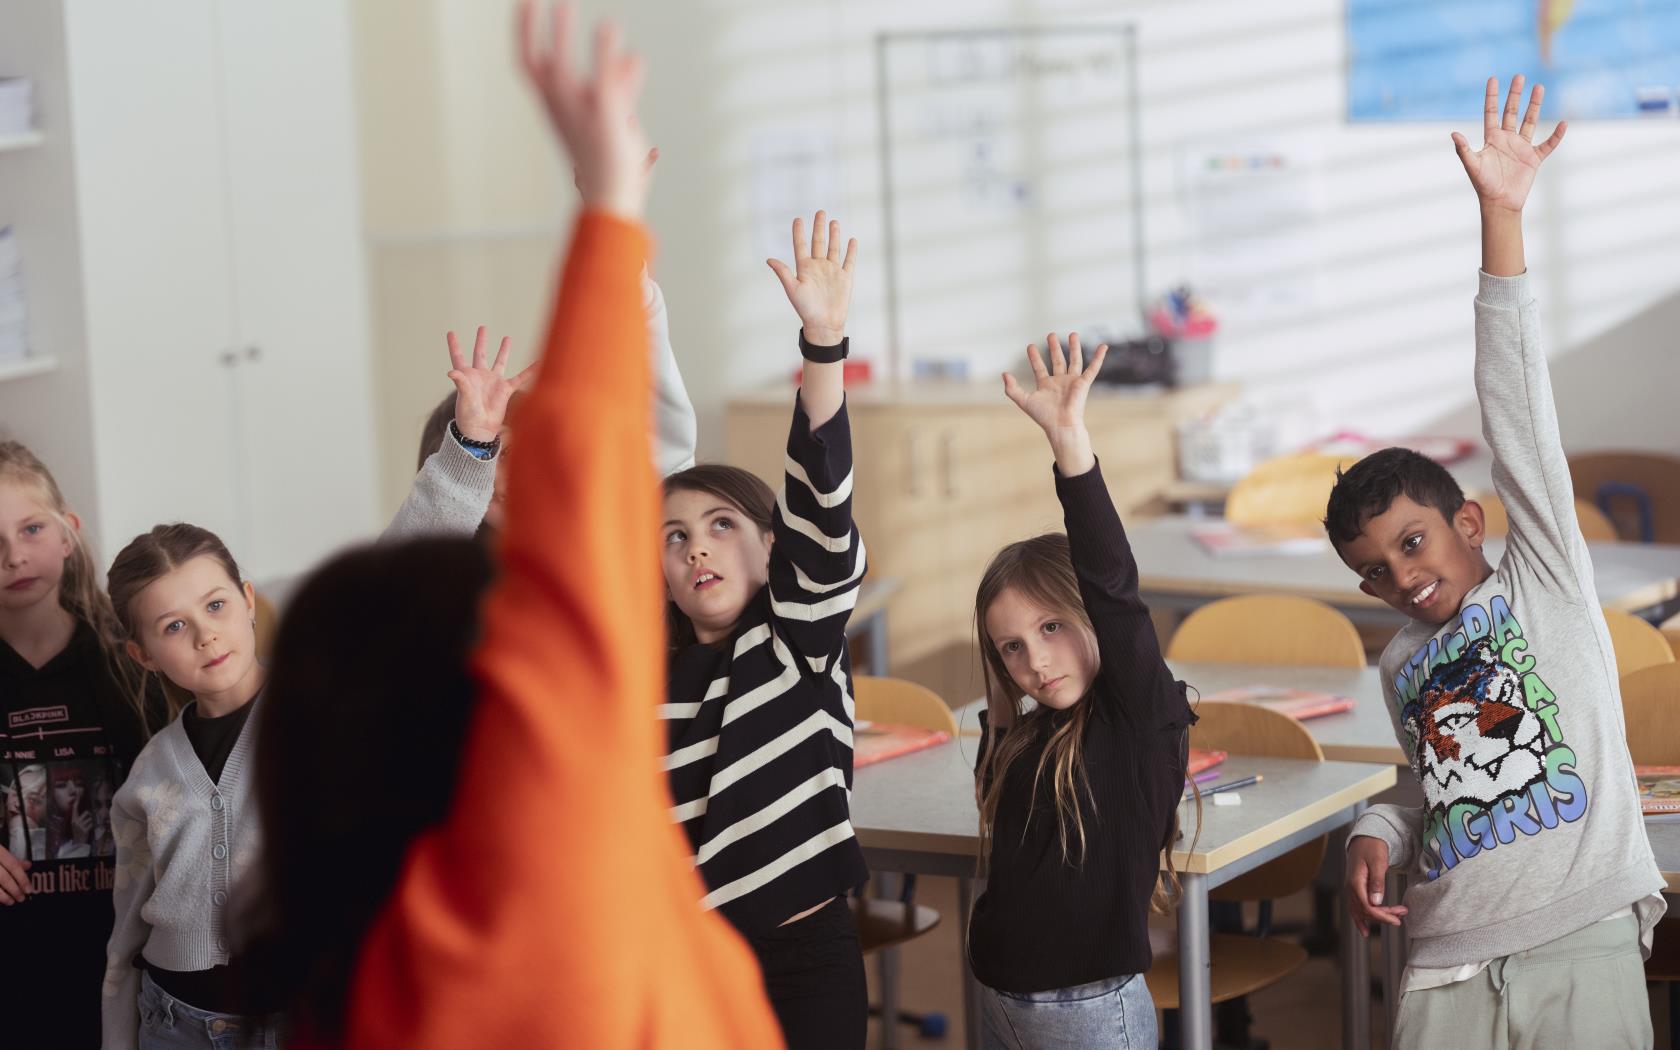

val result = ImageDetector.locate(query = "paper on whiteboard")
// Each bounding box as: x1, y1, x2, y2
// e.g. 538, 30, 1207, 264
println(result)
1185, 142, 1323, 320
752, 130, 840, 261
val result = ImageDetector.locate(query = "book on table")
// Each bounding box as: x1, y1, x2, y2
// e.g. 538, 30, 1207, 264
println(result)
1189, 521, 1330, 557
1187, 747, 1227, 776
853, 721, 951, 768
1200, 685, 1356, 720
1637, 765, 1680, 821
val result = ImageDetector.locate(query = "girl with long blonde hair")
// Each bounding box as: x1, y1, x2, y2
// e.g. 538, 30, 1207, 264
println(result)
968, 336, 1198, 1048
0, 441, 164, 1048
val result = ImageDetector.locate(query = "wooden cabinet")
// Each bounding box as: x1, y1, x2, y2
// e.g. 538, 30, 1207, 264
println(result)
727, 382, 1235, 699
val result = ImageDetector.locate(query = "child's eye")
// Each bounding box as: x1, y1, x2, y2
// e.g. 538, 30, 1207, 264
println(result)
164, 620, 185, 635
665, 529, 686, 546
208, 599, 225, 613
22, 523, 43, 536
1043, 621, 1061, 635
712, 517, 734, 532
1366, 565, 1387, 581
1001, 641, 1021, 655
1403, 534, 1423, 552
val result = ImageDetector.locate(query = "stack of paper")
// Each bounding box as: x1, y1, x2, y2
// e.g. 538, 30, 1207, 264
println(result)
0, 79, 34, 137
0, 228, 29, 362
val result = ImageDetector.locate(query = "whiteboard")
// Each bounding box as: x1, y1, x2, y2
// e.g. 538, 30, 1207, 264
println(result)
875, 26, 1145, 381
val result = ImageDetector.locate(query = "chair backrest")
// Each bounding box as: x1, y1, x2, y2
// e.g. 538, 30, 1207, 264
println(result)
1190, 701, 1325, 900
1662, 611, 1680, 659
853, 675, 959, 736
1567, 451, 1680, 544
1474, 492, 1618, 543
1619, 662, 1680, 765
1603, 608, 1675, 677
1166, 595, 1366, 669
1225, 452, 1354, 528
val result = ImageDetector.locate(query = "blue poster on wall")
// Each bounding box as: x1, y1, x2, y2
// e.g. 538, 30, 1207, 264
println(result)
1349, 0, 1680, 120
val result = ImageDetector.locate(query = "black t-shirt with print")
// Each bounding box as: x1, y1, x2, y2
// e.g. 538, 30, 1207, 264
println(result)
1, 622, 160, 1050
181, 698, 255, 785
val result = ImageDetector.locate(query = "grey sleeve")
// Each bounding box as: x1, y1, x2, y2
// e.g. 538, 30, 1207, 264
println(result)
382, 432, 498, 542
1473, 270, 1594, 601
646, 273, 698, 477
1350, 803, 1425, 870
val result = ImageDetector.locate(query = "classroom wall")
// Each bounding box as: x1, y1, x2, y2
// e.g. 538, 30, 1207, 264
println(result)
350, 0, 1680, 517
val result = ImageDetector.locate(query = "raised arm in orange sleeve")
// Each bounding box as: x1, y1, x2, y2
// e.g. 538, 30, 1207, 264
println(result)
342, 213, 782, 1050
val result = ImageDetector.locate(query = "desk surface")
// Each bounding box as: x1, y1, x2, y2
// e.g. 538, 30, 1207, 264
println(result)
1126, 516, 1680, 617
954, 661, 1407, 766
851, 740, 1394, 876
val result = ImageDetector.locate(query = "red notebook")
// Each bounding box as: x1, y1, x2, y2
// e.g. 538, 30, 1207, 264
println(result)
1636, 764, 1680, 818
1201, 686, 1356, 721
1187, 747, 1227, 776
853, 722, 952, 768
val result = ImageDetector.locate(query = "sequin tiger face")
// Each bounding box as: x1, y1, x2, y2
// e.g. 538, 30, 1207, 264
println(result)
1404, 638, 1545, 813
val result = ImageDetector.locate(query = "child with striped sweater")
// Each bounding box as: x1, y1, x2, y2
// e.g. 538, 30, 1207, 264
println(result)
659, 210, 868, 1049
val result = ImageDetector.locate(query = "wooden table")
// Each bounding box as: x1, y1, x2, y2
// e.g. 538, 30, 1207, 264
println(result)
851, 741, 1396, 1050
954, 660, 1408, 766
1125, 516, 1680, 624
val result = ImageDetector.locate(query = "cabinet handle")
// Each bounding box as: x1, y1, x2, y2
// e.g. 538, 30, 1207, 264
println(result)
940, 431, 958, 499
906, 432, 925, 498
245, 344, 262, 362
219, 350, 239, 367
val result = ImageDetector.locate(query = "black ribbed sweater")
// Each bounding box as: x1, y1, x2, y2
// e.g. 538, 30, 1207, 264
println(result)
969, 460, 1197, 994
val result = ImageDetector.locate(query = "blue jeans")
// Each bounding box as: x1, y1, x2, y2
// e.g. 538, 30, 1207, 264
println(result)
980, 973, 1158, 1050
138, 972, 278, 1050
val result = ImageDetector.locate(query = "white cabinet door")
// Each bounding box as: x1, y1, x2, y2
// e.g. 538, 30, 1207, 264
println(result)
215, 0, 377, 580
64, 0, 242, 561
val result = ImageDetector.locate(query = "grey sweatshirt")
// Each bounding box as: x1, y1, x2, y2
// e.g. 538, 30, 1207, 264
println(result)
101, 702, 262, 1049
1350, 271, 1666, 969
383, 272, 698, 541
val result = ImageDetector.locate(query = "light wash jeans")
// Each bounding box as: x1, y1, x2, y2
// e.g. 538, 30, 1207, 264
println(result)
138, 971, 278, 1050
979, 972, 1158, 1049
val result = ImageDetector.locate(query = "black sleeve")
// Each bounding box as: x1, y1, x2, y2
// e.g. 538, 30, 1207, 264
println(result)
1055, 459, 1194, 731
767, 392, 867, 667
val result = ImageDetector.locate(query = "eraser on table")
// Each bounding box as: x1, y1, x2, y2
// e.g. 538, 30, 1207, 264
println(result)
1213, 793, 1242, 807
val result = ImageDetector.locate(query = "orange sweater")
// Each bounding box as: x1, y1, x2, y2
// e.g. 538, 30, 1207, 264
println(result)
345, 213, 784, 1049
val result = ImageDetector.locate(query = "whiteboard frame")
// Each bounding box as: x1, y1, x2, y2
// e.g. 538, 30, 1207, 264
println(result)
873, 24, 1147, 382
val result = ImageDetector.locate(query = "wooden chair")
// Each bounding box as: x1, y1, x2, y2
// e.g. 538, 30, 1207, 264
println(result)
1567, 451, 1680, 544
253, 590, 279, 664
851, 676, 947, 1044
1225, 452, 1355, 528
1662, 611, 1680, 658
1602, 608, 1675, 676
1473, 491, 1619, 542
1145, 702, 1322, 1011
1166, 595, 1367, 670
1619, 662, 1680, 1048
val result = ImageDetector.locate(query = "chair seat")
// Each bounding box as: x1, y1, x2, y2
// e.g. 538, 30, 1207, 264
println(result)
1648, 916, 1680, 982
1144, 933, 1310, 1007
852, 898, 941, 955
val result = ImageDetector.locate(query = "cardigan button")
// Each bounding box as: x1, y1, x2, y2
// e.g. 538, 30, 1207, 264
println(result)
213, 890, 227, 906
212, 843, 228, 860
210, 795, 223, 811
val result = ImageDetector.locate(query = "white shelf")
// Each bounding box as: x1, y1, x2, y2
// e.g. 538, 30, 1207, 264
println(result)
0, 356, 58, 382
0, 131, 44, 152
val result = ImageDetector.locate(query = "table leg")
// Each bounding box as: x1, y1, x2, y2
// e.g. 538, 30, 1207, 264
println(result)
1381, 871, 1407, 1040
1177, 870, 1212, 1050
1342, 804, 1371, 1050
868, 609, 890, 677
957, 876, 980, 1050
879, 946, 902, 1050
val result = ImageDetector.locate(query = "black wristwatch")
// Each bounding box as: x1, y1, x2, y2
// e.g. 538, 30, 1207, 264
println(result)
798, 329, 849, 363
449, 419, 501, 460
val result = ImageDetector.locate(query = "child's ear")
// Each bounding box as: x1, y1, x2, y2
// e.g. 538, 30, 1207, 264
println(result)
241, 580, 257, 615
1357, 580, 1377, 598
58, 510, 83, 556
124, 639, 158, 673
1456, 499, 1487, 548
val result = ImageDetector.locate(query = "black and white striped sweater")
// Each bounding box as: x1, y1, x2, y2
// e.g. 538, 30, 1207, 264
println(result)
662, 394, 869, 935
